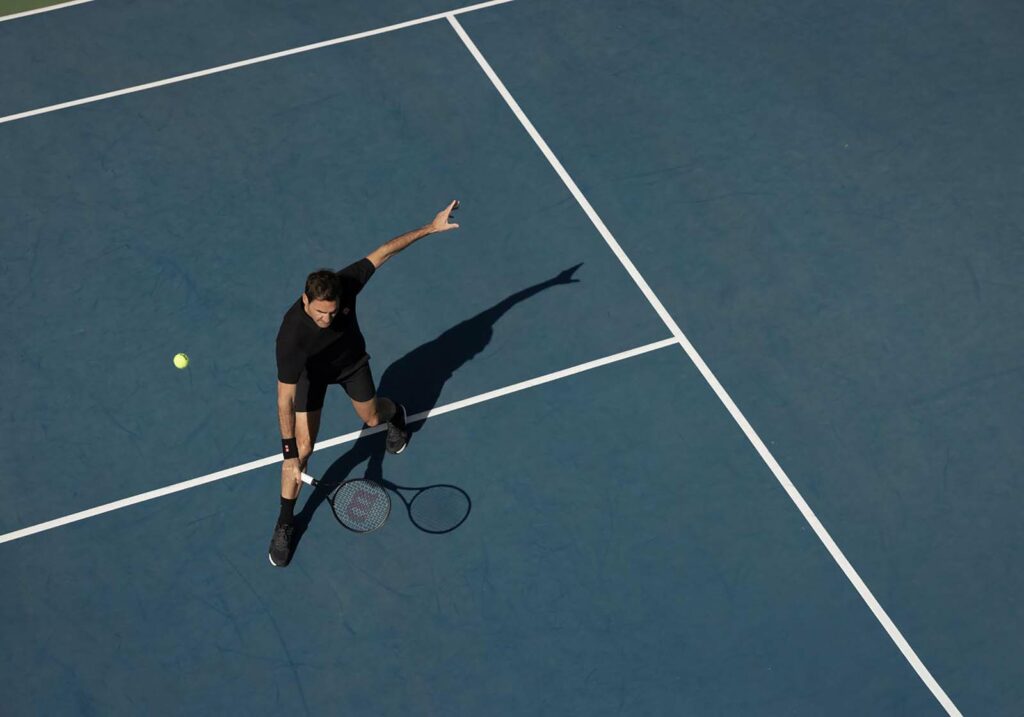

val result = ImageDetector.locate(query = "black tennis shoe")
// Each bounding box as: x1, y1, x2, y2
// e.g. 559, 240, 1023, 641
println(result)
268, 523, 294, 567
386, 404, 409, 454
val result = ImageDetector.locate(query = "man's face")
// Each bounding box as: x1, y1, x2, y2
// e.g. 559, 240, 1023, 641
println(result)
302, 294, 339, 328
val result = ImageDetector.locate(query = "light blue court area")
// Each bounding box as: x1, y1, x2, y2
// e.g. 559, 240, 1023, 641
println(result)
1, 349, 944, 715
2, 0, 1022, 715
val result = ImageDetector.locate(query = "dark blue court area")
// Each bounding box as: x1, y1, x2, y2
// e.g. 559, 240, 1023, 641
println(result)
2, 1, 1022, 715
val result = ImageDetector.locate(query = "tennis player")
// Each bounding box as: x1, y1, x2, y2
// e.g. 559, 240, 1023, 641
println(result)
269, 200, 460, 566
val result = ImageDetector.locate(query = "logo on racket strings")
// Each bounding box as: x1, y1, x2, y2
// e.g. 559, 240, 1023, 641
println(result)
346, 488, 380, 521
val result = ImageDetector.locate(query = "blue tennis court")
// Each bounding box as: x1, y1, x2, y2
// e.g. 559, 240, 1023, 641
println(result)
2, 1, 1021, 714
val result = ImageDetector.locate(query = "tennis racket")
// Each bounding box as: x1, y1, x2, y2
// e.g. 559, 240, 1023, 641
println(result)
301, 474, 471, 534
301, 473, 390, 533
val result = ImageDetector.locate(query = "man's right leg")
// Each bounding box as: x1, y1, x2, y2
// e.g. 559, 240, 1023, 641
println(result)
342, 363, 408, 454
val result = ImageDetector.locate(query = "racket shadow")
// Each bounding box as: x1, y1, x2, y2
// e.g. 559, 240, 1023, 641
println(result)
376, 477, 473, 534
291, 264, 582, 552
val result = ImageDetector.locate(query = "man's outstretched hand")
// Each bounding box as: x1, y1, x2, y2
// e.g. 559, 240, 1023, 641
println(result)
429, 200, 461, 233
367, 200, 462, 268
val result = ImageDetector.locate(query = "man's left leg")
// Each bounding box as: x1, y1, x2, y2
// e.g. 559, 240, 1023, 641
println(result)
343, 363, 408, 454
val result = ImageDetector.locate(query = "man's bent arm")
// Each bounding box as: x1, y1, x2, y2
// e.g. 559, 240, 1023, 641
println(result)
366, 200, 460, 268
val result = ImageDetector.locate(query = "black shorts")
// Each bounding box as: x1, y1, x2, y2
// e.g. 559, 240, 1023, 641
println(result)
294, 360, 376, 412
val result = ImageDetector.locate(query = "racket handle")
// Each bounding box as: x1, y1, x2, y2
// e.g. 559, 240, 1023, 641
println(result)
300, 472, 316, 486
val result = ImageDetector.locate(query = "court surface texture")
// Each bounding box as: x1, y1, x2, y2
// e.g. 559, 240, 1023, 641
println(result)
1, 1, 1022, 715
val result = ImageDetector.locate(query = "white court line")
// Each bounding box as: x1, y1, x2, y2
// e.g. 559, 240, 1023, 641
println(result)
446, 14, 963, 717
0, 0, 512, 125
0, 0, 92, 23
0, 337, 676, 545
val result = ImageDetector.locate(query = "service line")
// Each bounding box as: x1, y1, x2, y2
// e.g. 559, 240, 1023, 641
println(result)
0, 337, 676, 545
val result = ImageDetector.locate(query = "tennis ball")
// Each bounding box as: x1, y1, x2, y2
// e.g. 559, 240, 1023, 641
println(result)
173, 352, 190, 369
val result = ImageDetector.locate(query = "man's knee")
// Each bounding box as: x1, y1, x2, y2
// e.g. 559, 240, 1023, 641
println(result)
352, 397, 388, 427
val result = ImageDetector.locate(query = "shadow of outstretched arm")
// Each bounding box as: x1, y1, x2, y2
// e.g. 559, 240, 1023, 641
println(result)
377, 263, 583, 427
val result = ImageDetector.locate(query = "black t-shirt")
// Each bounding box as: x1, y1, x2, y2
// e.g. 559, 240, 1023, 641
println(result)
276, 258, 375, 383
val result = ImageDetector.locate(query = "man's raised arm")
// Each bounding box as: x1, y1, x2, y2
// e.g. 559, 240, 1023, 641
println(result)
366, 200, 460, 269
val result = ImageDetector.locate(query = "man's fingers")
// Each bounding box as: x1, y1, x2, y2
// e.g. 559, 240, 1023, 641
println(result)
432, 200, 460, 231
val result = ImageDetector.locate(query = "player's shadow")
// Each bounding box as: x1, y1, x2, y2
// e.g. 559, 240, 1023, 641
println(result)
292, 263, 582, 544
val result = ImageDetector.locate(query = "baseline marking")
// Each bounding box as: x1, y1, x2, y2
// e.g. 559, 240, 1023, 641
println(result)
0, 0, 512, 125
446, 14, 962, 717
0, 0, 92, 23
0, 338, 676, 545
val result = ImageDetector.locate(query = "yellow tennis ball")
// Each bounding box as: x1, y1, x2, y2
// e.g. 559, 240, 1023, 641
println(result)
173, 352, 190, 369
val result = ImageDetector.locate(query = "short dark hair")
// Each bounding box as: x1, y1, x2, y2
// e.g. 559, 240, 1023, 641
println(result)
304, 269, 340, 302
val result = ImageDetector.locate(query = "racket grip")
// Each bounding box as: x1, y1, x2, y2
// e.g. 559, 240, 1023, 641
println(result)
300, 472, 316, 486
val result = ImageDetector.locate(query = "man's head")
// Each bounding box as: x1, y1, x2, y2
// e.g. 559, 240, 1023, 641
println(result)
302, 269, 340, 328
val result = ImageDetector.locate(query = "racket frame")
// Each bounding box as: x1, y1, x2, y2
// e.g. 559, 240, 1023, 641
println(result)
302, 473, 392, 534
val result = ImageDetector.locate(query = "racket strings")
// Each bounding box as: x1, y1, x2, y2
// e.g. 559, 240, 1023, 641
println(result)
331, 480, 390, 532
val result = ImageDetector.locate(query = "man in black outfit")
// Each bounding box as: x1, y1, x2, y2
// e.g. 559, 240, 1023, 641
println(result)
269, 200, 460, 566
